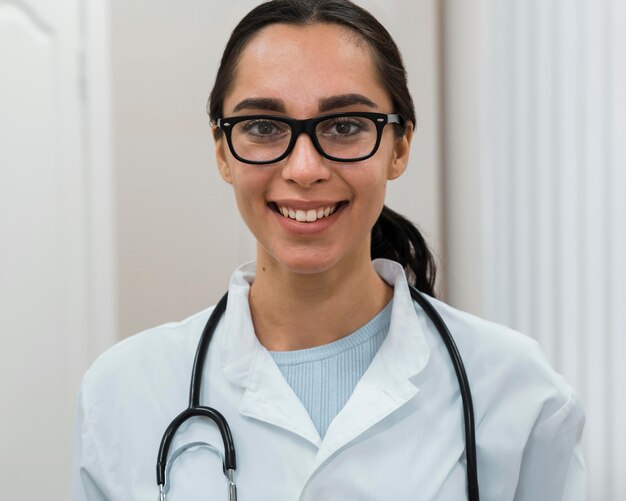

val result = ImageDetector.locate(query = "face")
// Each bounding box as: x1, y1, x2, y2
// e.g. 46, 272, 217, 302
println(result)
214, 23, 412, 276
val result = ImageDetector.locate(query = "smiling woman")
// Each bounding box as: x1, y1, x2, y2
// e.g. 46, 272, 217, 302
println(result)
212, 21, 422, 304
70, 1, 586, 500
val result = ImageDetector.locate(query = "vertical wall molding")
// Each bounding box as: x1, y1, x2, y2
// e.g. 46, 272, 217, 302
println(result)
608, 2, 626, 498
83, 0, 118, 361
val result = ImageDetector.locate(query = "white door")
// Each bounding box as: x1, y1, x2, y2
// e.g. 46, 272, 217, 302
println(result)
0, 0, 89, 497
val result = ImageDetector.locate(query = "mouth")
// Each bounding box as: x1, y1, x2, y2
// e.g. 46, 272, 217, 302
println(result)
267, 201, 348, 223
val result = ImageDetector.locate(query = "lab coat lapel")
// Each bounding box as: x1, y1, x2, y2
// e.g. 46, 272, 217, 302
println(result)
238, 349, 321, 447
220, 262, 321, 447
314, 259, 431, 467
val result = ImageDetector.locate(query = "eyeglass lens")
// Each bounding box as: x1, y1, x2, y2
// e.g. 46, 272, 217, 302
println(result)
230, 115, 379, 162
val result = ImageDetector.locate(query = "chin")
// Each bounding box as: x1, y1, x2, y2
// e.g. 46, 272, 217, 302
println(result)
276, 254, 340, 276
261, 240, 370, 277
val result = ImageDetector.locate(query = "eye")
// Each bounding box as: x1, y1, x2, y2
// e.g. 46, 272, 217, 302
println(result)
240, 119, 289, 138
319, 118, 369, 137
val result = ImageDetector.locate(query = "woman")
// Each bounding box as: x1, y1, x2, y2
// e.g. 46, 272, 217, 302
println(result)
71, 1, 586, 500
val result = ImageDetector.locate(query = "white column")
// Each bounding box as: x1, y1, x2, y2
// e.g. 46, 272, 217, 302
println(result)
444, 0, 626, 499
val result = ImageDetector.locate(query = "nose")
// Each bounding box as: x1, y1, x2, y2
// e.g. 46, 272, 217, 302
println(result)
281, 133, 331, 187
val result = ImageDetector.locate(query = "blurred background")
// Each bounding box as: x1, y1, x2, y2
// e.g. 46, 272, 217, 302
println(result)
0, 0, 624, 499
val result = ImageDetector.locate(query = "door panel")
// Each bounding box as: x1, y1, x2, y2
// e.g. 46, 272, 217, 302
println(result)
0, 1, 86, 498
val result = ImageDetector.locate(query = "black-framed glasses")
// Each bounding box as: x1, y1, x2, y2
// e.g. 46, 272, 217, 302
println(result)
216, 112, 403, 165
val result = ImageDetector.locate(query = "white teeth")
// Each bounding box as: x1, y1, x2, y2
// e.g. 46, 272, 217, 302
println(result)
277, 204, 339, 223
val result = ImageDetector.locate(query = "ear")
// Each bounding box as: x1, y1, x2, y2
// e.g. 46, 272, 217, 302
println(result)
387, 120, 414, 181
213, 126, 233, 185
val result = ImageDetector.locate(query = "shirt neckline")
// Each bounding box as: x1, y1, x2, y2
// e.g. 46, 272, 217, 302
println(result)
269, 300, 393, 365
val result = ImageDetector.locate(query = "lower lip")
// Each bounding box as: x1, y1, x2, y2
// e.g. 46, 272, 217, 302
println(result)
271, 205, 346, 236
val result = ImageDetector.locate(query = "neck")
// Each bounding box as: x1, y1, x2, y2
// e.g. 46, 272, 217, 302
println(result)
249, 252, 392, 351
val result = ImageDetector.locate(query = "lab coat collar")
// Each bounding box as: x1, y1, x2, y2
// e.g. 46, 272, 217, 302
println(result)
315, 259, 431, 465
219, 261, 259, 387
220, 261, 320, 445
219, 259, 431, 454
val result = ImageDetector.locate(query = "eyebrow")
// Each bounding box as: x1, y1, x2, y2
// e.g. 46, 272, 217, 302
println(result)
231, 93, 378, 115
232, 98, 286, 113
318, 93, 378, 112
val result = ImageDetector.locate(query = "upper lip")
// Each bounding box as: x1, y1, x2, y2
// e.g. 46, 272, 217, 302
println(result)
269, 199, 345, 210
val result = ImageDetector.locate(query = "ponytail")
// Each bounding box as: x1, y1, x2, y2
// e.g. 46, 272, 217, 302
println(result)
371, 205, 437, 296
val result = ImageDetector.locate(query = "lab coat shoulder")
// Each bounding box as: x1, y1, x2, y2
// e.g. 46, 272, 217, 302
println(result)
71, 305, 216, 501
428, 297, 575, 417
81, 305, 215, 409
425, 297, 586, 500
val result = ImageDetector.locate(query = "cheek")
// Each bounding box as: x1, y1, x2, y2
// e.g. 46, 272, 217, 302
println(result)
232, 176, 259, 211
229, 167, 274, 220
346, 168, 388, 227
357, 159, 392, 195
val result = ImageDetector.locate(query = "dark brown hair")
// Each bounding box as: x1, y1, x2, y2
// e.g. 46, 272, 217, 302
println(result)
208, 0, 437, 295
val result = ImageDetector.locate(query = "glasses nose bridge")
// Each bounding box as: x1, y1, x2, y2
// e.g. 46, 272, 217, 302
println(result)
289, 117, 321, 153
281, 118, 331, 185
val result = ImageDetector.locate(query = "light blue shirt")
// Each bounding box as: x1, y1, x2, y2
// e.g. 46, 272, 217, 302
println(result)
270, 301, 392, 438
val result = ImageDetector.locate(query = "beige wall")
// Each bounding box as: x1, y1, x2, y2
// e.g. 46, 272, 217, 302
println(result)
112, 0, 443, 338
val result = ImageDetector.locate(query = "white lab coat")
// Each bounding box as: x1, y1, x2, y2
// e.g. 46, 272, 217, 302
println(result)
70, 259, 586, 500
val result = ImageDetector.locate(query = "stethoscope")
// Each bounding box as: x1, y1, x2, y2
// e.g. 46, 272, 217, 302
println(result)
156, 287, 480, 501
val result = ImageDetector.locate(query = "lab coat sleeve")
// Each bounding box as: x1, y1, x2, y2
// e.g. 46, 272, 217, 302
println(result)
70, 383, 109, 501
513, 388, 587, 501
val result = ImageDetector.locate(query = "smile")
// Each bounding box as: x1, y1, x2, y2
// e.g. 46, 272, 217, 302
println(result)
268, 202, 347, 223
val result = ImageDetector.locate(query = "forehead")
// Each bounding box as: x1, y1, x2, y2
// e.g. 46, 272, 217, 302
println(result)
223, 23, 391, 115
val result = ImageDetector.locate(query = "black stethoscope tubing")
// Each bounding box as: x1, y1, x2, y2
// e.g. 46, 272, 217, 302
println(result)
156, 287, 479, 500
409, 287, 480, 500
